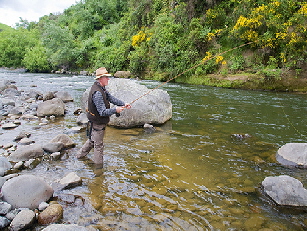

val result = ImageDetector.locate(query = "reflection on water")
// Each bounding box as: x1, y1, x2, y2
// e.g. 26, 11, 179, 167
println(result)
1, 69, 307, 230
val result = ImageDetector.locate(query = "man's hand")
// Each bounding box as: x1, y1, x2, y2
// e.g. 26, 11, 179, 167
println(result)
116, 103, 131, 114
116, 106, 125, 113
124, 103, 132, 109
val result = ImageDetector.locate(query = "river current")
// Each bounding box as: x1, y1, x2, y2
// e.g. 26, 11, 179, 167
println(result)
1, 69, 307, 230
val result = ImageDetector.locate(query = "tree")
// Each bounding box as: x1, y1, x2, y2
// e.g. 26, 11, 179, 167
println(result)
23, 43, 51, 72
0, 28, 39, 67
41, 22, 80, 70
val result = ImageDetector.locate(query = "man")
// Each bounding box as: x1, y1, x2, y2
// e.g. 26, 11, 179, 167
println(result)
77, 67, 131, 166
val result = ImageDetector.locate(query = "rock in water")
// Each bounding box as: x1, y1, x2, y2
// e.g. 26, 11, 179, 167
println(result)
261, 175, 307, 206
82, 78, 172, 128
276, 143, 307, 167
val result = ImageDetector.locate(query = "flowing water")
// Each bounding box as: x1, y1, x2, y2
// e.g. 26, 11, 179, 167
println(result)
1, 69, 307, 230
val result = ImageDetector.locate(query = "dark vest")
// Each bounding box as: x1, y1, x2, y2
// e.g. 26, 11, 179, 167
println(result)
86, 82, 110, 124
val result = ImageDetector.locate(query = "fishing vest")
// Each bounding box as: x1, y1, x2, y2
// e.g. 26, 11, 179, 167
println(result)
86, 81, 110, 124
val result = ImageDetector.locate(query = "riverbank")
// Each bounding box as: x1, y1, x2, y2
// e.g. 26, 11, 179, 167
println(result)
178, 72, 307, 93
3, 67, 307, 93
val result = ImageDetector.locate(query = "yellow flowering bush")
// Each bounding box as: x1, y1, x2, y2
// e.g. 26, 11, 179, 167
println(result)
206, 29, 223, 41
231, 0, 307, 67
202, 52, 213, 63
132, 30, 151, 47
280, 53, 286, 63
298, 3, 307, 15
215, 56, 224, 64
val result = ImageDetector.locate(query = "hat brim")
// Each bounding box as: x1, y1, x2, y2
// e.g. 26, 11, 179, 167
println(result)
95, 74, 112, 79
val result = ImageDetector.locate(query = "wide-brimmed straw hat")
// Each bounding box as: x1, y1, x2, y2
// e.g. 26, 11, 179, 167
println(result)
95, 67, 111, 79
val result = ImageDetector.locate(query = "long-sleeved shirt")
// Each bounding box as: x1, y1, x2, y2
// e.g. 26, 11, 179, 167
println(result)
92, 86, 125, 117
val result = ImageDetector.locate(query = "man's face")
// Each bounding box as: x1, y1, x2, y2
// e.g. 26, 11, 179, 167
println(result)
98, 76, 109, 86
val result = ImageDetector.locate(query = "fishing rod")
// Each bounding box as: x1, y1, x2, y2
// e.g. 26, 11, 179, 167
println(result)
116, 41, 253, 117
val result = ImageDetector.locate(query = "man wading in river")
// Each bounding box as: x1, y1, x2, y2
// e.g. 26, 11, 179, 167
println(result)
77, 67, 131, 167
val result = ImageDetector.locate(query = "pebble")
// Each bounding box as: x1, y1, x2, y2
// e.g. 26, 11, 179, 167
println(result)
2, 123, 18, 129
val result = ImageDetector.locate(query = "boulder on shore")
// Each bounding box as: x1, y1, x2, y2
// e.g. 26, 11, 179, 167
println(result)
276, 143, 307, 167
82, 78, 172, 128
261, 175, 307, 207
2, 174, 54, 209
114, 71, 131, 78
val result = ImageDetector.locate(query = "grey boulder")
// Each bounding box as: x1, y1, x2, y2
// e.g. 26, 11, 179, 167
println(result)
8, 144, 44, 162
37, 98, 65, 117
261, 175, 307, 206
2, 174, 54, 209
276, 143, 307, 167
82, 78, 172, 128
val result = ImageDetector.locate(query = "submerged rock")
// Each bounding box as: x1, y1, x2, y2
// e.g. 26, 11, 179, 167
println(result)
231, 133, 252, 140
144, 123, 156, 133
42, 224, 89, 231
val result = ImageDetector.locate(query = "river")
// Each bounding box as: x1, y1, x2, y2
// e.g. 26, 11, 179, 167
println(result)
1, 69, 307, 230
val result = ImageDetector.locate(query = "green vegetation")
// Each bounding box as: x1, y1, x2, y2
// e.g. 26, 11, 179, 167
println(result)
0, 0, 307, 91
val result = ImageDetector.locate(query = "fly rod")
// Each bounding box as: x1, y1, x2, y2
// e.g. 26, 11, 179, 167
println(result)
129, 41, 254, 105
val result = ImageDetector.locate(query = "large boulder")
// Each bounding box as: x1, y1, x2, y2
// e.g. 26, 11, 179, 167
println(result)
82, 78, 172, 128
276, 143, 307, 167
261, 175, 307, 206
2, 175, 54, 209
8, 144, 44, 162
37, 98, 65, 117
114, 71, 131, 78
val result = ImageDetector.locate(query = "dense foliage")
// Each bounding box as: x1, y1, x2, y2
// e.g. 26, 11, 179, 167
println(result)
0, 0, 306, 83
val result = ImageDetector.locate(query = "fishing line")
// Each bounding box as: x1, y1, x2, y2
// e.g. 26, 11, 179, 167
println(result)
275, 91, 306, 138
129, 41, 254, 105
